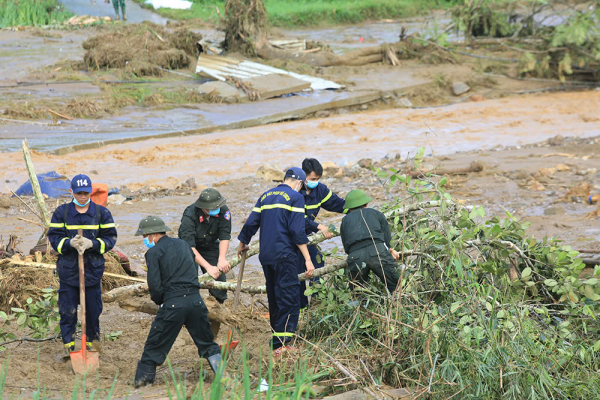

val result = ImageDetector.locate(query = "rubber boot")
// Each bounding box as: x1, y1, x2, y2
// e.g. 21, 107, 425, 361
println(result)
207, 354, 221, 374
134, 361, 156, 388
122, 9, 127, 21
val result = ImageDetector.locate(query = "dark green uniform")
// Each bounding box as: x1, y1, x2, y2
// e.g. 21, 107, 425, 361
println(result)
140, 235, 220, 368
340, 208, 399, 294
179, 204, 232, 303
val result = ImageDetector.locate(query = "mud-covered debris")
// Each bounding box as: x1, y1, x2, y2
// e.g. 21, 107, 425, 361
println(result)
538, 167, 556, 177
358, 158, 373, 169
470, 94, 485, 102
452, 81, 471, 96
528, 180, 546, 191
547, 135, 565, 146
256, 163, 284, 182
181, 177, 197, 189
0, 196, 10, 209
510, 169, 531, 180
322, 161, 343, 178
576, 168, 598, 176
83, 22, 202, 75
556, 163, 570, 172
565, 182, 591, 200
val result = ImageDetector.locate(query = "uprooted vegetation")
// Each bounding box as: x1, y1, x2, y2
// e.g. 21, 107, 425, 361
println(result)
450, 0, 600, 82
290, 150, 600, 397
83, 22, 203, 75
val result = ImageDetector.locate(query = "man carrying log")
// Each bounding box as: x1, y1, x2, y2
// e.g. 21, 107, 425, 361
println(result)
340, 190, 400, 294
237, 167, 315, 356
298, 158, 346, 310
178, 188, 232, 304
133, 216, 222, 388
48, 174, 117, 356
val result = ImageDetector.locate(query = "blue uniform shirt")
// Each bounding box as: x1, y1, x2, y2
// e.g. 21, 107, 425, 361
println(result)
48, 201, 117, 287
238, 184, 308, 265
303, 182, 346, 234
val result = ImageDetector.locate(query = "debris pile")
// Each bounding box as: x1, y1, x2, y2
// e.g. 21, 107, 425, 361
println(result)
82, 22, 202, 75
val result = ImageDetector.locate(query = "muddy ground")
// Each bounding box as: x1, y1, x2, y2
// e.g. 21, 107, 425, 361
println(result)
0, 10, 599, 398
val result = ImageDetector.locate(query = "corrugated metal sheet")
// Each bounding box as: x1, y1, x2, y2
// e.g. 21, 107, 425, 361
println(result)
195, 54, 344, 91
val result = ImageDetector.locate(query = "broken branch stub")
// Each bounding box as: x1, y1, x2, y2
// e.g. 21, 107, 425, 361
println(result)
21, 139, 51, 227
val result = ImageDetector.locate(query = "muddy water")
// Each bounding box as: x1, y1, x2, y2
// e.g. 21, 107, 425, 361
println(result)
1, 91, 598, 194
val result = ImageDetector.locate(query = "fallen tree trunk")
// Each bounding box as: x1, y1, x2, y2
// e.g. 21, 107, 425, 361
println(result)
408, 160, 485, 178
104, 259, 348, 303
257, 43, 402, 67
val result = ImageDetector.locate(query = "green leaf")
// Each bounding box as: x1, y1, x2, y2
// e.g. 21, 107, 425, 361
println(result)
585, 278, 598, 285
16, 314, 27, 326
544, 279, 558, 287
10, 308, 25, 313
450, 302, 461, 313
497, 310, 506, 319
485, 302, 493, 312
522, 267, 532, 279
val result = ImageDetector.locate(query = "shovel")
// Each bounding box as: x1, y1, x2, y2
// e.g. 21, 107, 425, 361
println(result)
69, 229, 100, 376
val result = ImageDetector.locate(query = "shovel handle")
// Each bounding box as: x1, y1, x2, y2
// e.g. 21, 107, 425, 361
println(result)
77, 229, 86, 348
232, 251, 247, 312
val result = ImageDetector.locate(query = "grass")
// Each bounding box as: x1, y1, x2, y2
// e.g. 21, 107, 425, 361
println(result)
133, 0, 458, 28
0, 0, 73, 28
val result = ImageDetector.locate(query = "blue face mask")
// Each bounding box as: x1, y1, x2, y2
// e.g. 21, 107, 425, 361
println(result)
143, 237, 155, 249
306, 180, 319, 189
73, 197, 91, 207
208, 208, 220, 217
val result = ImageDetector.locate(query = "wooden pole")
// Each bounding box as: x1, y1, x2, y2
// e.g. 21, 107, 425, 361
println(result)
0, 259, 147, 283
21, 139, 51, 227
233, 251, 247, 311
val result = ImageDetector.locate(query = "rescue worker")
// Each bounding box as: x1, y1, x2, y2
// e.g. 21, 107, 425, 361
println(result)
237, 167, 315, 356
179, 188, 231, 304
340, 190, 401, 294
133, 216, 222, 388
299, 158, 346, 309
111, 0, 126, 21
48, 174, 117, 356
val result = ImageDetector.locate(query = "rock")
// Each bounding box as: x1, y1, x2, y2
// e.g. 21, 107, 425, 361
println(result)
529, 180, 546, 191
256, 163, 285, 182
547, 135, 565, 146
359, 104, 368, 111
538, 167, 557, 177
337, 108, 351, 115
510, 169, 530, 180
0, 196, 10, 209
470, 94, 485, 102
314, 110, 331, 118
357, 158, 373, 169
452, 81, 470, 96
394, 97, 413, 108
544, 206, 565, 216
182, 177, 197, 189
555, 164, 570, 172
321, 161, 343, 177
107, 194, 127, 206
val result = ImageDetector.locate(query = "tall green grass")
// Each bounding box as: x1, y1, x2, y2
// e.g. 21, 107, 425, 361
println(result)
0, 0, 73, 28
133, 0, 457, 27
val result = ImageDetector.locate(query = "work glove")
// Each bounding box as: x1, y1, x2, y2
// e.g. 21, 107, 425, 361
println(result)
71, 235, 93, 255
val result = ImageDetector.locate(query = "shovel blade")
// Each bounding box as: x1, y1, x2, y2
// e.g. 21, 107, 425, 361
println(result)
70, 349, 100, 376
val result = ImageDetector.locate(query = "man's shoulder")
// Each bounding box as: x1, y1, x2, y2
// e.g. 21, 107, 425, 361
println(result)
182, 204, 197, 216
53, 202, 70, 215
95, 203, 114, 218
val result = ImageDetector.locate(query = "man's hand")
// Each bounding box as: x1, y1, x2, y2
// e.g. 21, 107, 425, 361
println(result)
71, 235, 93, 255
304, 260, 315, 278
217, 257, 231, 274
317, 224, 334, 239
207, 265, 221, 280
237, 242, 249, 257
390, 249, 400, 261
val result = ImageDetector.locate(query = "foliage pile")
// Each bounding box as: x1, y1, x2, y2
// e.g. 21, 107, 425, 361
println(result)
298, 148, 600, 398
82, 22, 202, 74
0, 0, 72, 28
451, 0, 600, 82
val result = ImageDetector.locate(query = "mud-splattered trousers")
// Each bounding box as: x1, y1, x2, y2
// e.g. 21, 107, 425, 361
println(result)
58, 282, 103, 345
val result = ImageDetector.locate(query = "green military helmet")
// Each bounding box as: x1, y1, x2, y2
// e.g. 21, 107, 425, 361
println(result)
344, 189, 372, 210
194, 188, 226, 210
135, 216, 172, 236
